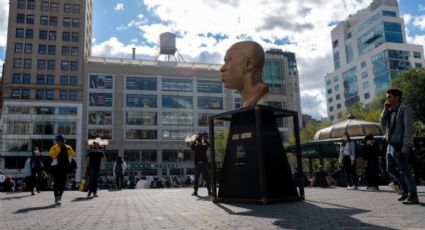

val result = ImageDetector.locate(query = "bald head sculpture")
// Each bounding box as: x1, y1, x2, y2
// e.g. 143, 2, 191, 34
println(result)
220, 41, 269, 107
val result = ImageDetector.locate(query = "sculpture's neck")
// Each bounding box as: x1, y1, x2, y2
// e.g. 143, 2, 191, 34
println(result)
241, 83, 269, 107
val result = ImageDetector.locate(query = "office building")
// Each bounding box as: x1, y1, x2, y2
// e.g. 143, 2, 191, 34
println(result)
325, 0, 424, 123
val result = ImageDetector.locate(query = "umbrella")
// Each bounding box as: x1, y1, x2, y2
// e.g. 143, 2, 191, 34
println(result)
314, 117, 383, 141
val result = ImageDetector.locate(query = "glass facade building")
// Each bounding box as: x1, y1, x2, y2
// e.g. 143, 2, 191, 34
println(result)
324, 0, 424, 123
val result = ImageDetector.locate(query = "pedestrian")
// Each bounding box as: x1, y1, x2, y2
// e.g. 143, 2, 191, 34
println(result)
23, 156, 32, 194
190, 133, 211, 196
113, 156, 127, 190
363, 134, 380, 191
339, 132, 358, 190
29, 147, 44, 195
49, 134, 76, 205
380, 89, 419, 204
84, 138, 105, 198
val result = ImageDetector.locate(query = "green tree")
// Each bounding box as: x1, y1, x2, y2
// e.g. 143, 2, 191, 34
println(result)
288, 119, 332, 144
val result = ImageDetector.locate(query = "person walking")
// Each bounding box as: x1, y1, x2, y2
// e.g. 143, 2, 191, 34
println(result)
23, 156, 32, 194
363, 134, 380, 191
339, 132, 358, 190
113, 156, 127, 190
380, 89, 419, 204
29, 147, 44, 195
190, 133, 211, 196
84, 138, 105, 197
49, 134, 76, 205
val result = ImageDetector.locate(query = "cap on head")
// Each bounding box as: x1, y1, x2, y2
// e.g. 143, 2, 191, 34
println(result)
55, 134, 65, 142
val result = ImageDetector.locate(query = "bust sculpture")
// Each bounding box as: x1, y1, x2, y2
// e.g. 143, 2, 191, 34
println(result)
220, 41, 269, 107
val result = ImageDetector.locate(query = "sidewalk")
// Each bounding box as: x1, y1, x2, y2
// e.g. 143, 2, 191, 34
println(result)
0, 186, 424, 230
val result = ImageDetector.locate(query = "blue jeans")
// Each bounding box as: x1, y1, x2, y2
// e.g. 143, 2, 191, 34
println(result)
386, 145, 417, 196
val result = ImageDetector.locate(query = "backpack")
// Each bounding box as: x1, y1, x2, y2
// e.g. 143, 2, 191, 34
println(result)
115, 163, 123, 175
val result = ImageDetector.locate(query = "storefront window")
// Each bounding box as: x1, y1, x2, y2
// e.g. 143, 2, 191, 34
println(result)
126, 130, 157, 140
88, 129, 112, 139
89, 111, 113, 125
126, 111, 156, 125
161, 112, 193, 126
89, 74, 113, 89
89, 93, 113, 107
162, 78, 192, 92
126, 76, 156, 90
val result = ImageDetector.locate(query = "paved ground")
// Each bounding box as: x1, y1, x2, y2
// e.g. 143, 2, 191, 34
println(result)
0, 186, 424, 230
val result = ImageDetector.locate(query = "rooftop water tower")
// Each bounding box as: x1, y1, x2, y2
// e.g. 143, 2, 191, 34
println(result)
156, 32, 185, 62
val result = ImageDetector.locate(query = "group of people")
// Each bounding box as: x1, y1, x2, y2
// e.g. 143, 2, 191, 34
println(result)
307, 89, 419, 205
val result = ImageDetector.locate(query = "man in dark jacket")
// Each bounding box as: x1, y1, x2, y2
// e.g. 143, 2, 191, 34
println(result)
191, 134, 211, 196
84, 138, 105, 198
380, 89, 418, 204
363, 134, 380, 191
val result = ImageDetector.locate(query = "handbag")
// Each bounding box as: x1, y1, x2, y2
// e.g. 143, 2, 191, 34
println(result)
79, 179, 86, 192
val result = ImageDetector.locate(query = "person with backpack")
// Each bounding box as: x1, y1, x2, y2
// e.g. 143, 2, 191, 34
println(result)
84, 139, 105, 197
113, 156, 127, 190
49, 134, 76, 205
29, 147, 44, 195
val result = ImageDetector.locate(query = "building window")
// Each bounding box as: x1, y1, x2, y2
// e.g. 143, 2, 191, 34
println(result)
70, 62, 78, 71
46, 90, 54, 100
70, 76, 78, 85
364, 92, 370, 99
64, 4, 72, 13
63, 32, 70, 41
13, 74, 21, 84
71, 32, 79, 42
17, 14, 25, 24
15, 43, 23, 53
73, 4, 80, 14
24, 59, 32, 69
63, 18, 71, 27
69, 91, 77, 101
47, 60, 55, 70
25, 29, 33, 39
333, 76, 338, 82
27, 0, 35, 10
60, 91, 68, 100
334, 84, 339, 91
329, 106, 334, 112
162, 95, 193, 109
23, 74, 31, 84
337, 103, 341, 109
89, 93, 113, 107
38, 45, 46, 55
50, 16, 58, 26
126, 76, 156, 90
330, 115, 334, 121
16, 28, 24, 38
197, 97, 223, 110
40, 16, 49, 25
12, 89, 21, 99
362, 71, 368, 79
14, 59, 23, 68
345, 43, 354, 64
382, 10, 396, 17
71, 47, 79, 56
72, 18, 80, 28
22, 89, 30, 99
125, 111, 156, 125
90, 75, 113, 89
61, 61, 69, 71
327, 89, 332, 94
197, 80, 223, 93
37, 75, 45, 84
62, 46, 70, 56
25, 44, 32, 54
413, 51, 422, 59
326, 79, 331, 86
126, 130, 157, 140
39, 30, 47, 40
50, 3, 58, 12
48, 45, 56, 55
126, 95, 156, 108
36, 90, 45, 100
60, 76, 69, 85
41, 2, 49, 11
48, 31, 56, 40
162, 79, 193, 92
328, 97, 333, 103
332, 40, 338, 48
27, 15, 34, 24
18, 0, 25, 9
47, 75, 55, 85
37, 60, 46, 69
361, 61, 367, 68
363, 82, 369, 89
415, 63, 423, 68
336, 94, 340, 100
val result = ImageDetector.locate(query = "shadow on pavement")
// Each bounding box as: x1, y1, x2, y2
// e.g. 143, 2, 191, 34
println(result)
14, 204, 57, 214
214, 200, 395, 230
71, 197, 93, 202
0, 194, 33, 201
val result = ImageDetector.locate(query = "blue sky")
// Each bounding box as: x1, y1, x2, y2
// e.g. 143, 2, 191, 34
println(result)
1, 0, 425, 119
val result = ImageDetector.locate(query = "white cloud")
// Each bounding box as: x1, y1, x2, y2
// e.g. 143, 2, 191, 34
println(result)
0, 0, 8, 47
412, 15, 425, 31
419, 4, 425, 11
402, 14, 412, 25
300, 89, 327, 119
91, 37, 157, 59
0, 59, 4, 77
114, 3, 125, 11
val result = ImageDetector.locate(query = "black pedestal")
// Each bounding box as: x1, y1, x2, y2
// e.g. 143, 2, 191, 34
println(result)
209, 105, 303, 204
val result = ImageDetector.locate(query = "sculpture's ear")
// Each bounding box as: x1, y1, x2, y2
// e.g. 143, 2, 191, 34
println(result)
245, 56, 256, 71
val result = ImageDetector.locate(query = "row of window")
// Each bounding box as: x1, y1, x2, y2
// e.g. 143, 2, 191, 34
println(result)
39, 16, 80, 28
12, 73, 78, 86
18, 1, 80, 14
6, 106, 77, 115
16, 28, 80, 42
89, 93, 224, 110
11, 89, 77, 101
87, 129, 206, 141
14, 59, 79, 71
15, 43, 79, 56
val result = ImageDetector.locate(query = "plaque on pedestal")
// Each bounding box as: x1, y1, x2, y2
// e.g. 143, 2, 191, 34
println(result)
209, 105, 304, 204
